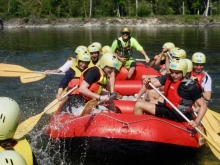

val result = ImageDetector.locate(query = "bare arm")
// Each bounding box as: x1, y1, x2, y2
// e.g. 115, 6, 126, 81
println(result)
203, 91, 211, 101
79, 80, 100, 100
191, 97, 207, 127
140, 49, 150, 63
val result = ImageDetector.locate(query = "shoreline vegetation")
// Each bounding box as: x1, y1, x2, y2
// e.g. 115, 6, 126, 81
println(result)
1, 15, 220, 29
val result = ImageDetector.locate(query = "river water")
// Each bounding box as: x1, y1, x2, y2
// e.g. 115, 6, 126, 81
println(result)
0, 26, 220, 164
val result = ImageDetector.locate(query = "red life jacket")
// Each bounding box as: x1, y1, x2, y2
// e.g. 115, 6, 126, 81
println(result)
191, 71, 206, 88
164, 76, 192, 113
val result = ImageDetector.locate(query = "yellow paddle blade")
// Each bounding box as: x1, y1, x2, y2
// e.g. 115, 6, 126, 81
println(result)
0, 63, 32, 77
209, 109, 220, 123
13, 112, 44, 139
80, 99, 98, 117
20, 73, 46, 83
202, 116, 220, 160
205, 109, 220, 134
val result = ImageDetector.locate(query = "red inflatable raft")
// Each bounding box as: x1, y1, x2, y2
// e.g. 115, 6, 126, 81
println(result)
114, 63, 159, 95
46, 100, 205, 162
115, 63, 158, 81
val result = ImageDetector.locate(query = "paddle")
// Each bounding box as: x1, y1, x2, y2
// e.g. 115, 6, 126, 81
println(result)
20, 72, 65, 83
194, 111, 220, 160
80, 92, 118, 116
0, 63, 64, 78
167, 52, 173, 62
209, 109, 220, 123
13, 86, 78, 139
135, 59, 146, 62
205, 109, 220, 134
148, 82, 220, 160
45, 88, 67, 115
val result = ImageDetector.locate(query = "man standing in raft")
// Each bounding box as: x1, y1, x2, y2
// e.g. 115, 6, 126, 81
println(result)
109, 26, 150, 92
134, 59, 207, 128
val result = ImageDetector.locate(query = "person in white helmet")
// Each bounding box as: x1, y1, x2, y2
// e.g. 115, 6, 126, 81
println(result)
56, 51, 91, 108
134, 59, 207, 128
191, 52, 212, 102
44, 45, 88, 75
0, 97, 38, 165
72, 53, 119, 115
135, 47, 187, 101
150, 42, 175, 76
0, 150, 27, 165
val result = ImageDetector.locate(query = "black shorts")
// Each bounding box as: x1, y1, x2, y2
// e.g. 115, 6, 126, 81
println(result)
155, 102, 186, 122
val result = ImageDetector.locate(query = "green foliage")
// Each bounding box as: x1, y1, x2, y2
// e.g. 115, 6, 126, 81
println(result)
137, 1, 151, 17
0, 0, 219, 19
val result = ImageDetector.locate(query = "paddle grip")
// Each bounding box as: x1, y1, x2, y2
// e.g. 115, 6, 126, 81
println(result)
98, 92, 118, 105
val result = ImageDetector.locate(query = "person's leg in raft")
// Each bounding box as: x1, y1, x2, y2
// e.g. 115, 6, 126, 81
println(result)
133, 99, 156, 115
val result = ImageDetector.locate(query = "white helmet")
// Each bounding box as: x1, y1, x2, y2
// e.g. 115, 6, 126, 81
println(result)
0, 150, 27, 165
192, 52, 206, 63
91, 42, 102, 51
99, 53, 118, 69
88, 44, 99, 53
101, 45, 113, 54
185, 59, 193, 73
162, 42, 175, 51
169, 59, 188, 77
0, 97, 20, 140
75, 45, 88, 54
76, 51, 91, 65
171, 48, 186, 59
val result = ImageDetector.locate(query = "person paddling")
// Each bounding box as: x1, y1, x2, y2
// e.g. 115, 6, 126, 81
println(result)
134, 59, 207, 128
56, 51, 91, 112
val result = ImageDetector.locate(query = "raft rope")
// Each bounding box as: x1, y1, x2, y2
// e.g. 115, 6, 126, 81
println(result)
61, 113, 193, 134
99, 113, 193, 134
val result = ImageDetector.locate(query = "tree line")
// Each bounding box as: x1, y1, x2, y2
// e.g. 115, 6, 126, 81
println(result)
0, 0, 219, 19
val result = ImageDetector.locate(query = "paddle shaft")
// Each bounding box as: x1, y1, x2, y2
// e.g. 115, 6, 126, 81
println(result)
167, 52, 173, 62
44, 86, 77, 112
135, 59, 146, 62
148, 82, 220, 151
98, 92, 118, 105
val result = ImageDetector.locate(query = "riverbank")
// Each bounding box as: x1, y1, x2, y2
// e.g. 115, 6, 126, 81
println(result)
2, 16, 220, 28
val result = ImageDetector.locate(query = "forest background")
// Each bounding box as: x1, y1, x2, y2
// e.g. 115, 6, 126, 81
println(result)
0, 0, 220, 27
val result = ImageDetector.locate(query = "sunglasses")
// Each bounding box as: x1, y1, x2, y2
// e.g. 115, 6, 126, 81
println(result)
193, 63, 204, 66
170, 70, 182, 75
122, 32, 130, 35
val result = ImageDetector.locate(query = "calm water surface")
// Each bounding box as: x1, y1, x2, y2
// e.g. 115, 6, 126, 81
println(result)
0, 26, 220, 165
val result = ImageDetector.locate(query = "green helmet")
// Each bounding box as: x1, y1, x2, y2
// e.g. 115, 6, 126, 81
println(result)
75, 46, 88, 54
76, 51, 91, 64
101, 45, 113, 54
171, 48, 186, 59
88, 44, 99, 53
191, 52, 206, 63
99, 53, 118, 69
169, 59, 188, 77
185, 59, 193, 73
0, 150, 27, 165
162, 42, 175, 51
0, 97, 20, 140
91, 42, 102, 51
121, 27, 130, 33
